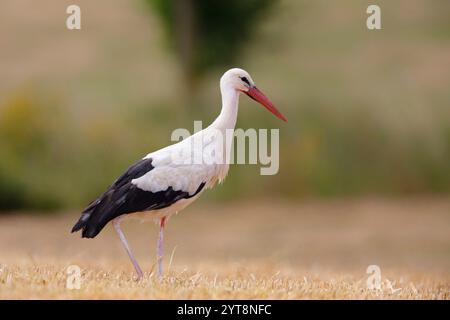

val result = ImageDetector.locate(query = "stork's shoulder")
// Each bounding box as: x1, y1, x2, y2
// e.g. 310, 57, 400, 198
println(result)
143, 133, 195, 165
135, 131, 228, 194
110, 157, 155, 190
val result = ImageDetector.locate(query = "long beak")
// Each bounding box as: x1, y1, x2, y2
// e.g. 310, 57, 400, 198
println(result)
245, 86, 288, 122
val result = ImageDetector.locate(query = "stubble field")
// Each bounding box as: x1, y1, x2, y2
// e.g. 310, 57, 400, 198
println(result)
0, 198, 449, 299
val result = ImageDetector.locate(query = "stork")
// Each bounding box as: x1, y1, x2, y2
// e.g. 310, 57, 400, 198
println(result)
71, 68, 287, 279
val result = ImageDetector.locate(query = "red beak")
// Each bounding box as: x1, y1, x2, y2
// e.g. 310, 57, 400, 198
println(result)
245, 86, 287, 122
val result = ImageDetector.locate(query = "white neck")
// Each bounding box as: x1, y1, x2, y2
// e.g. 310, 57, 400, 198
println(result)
210, 84, 240, 130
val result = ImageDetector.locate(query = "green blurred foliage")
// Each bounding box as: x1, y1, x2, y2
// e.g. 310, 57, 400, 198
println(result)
0, 92, 62, 211
146, 0, 274, 87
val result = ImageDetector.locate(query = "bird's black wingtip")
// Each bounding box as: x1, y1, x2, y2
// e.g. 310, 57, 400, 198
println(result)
81, 227, 98, 239
70, 226, 80, 233
71, 224, 97, 239
71, 220, 84, 234
71, 212, 91, 234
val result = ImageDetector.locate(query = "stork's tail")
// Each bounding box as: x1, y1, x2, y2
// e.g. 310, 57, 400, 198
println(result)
72, 198, 112, 238
71, 211, 93, 234
71, 196, 107, 238
71, 210, 106, 238
71, 210, 102, 238
72, 205, 103, 239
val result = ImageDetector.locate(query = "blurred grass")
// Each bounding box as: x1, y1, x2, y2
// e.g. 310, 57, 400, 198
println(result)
0, 0, 449, 210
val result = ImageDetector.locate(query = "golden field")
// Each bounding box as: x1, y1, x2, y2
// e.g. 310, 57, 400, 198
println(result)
0, 198, 449, 299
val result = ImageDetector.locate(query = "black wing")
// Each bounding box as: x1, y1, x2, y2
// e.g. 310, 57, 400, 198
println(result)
71, 158, 205, 238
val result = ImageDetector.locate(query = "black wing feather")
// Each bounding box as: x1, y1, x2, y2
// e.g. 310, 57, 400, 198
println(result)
71, 158, 205, 238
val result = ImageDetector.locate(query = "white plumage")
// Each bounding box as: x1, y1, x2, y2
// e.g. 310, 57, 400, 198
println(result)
136, 130, 229, 195
72, 68, 287, 279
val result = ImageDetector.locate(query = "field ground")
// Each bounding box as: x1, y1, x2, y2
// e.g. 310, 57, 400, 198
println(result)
0, 198, 449, 299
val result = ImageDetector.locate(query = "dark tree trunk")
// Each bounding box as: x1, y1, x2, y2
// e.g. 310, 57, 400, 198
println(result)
175, 0, 198, 107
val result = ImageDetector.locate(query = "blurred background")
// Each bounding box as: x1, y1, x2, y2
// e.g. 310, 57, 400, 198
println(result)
0, 0, 449, 211
0, 2, 450, 296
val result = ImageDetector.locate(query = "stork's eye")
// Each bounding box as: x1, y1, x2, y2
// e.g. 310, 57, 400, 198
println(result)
240, 76, 250, 86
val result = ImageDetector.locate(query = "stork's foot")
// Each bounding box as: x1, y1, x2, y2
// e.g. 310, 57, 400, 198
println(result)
134, 268, 144, 282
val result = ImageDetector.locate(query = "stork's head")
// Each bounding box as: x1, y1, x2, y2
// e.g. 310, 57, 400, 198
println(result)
220, 68, 287, 122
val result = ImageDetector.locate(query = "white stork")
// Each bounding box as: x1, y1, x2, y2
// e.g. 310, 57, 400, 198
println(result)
71, 68, 287, 279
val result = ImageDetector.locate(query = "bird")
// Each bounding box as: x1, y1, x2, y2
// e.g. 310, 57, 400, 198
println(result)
71, 68, 287, 280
